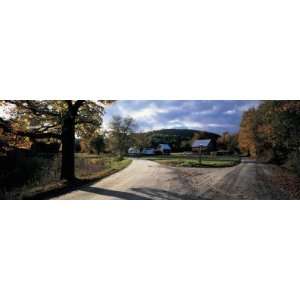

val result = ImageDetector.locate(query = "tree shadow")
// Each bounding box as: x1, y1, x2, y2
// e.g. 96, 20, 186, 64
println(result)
78, 186, 152, 200
78, 186, 202, 200
131, 187, 202, 200
27, 181, 202, 200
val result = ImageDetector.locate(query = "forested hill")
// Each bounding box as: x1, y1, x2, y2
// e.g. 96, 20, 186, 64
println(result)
146, 129, 220, 140
135, 128, 220, 152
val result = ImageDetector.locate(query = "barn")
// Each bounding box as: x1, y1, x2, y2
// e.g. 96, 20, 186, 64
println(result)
192, 139, 216, 153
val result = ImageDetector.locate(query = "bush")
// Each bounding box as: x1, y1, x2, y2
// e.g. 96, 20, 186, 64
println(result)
0, 154, 61, 199
284, 151, 300, 176
0, 156, 44, 188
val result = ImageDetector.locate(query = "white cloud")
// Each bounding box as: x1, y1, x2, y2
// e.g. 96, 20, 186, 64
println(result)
195, 105, 219, 115
238, 102, 260, 112
224, 109, 236, 115
207, 123, 235, 128
177, 120, 205, 130
130, 105, 168, 120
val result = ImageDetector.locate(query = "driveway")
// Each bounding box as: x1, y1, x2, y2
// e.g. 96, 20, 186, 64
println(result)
53, 159, 293, 200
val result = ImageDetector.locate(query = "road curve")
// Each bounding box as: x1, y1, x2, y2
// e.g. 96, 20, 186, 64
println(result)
53, 159, 291, 200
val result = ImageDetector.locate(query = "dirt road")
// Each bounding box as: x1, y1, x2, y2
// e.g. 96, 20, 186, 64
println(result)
53, 159, 293, 200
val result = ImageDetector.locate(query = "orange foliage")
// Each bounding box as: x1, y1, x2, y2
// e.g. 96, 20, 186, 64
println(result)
238, 108, 257, 157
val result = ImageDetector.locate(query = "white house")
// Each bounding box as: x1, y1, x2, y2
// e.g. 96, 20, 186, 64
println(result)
128, 147, 140, 156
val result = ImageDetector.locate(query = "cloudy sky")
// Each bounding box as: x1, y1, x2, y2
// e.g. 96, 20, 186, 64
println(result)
103, 100, 260, 134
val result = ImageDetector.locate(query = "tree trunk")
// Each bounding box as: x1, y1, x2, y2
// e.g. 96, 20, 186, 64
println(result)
61, 115, 76, 181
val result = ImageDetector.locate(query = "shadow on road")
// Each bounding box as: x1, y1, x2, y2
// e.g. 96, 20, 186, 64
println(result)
78, 186, 152, 200
78, 186, 199, 200
131, 187, 201, 200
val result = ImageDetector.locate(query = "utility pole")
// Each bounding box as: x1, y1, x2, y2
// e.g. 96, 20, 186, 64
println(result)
198, 146, 202, 164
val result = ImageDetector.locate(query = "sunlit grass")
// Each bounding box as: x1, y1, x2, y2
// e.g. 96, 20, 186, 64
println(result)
139, 154, 240, 168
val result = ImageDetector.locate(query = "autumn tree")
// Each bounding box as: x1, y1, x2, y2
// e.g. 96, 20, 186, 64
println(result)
89, 133, 106, 155
132, 132, 151, 150
239, 101, 300, 163
217, 132, 230, 149
218, 132, 239, 153
0, 100, 113, 181
238, 108, 257, 157
253, 100, 300, 162
107, 116, 137, 159
0, 115, 32, 150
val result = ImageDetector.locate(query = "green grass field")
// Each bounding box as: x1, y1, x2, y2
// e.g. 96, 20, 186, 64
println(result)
138, 154, 240, 168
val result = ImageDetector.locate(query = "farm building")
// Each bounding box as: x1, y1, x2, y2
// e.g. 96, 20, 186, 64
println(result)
156, 144, 171, 155
192, 139, 217, 153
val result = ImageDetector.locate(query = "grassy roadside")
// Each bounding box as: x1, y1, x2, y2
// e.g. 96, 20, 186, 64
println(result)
23, 158, 132, 199
158, 159, 239, 168
139, 154, 240, 168
76, 157, 132, 180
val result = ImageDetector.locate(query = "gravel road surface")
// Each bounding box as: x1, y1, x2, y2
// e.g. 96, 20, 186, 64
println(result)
53, 159, 292, 200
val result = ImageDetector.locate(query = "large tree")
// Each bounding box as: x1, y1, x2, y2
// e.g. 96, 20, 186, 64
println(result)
107, 116, 136, 159
0, 100, 112, 180
238, 108, 257, 157
253, 101, 300, 162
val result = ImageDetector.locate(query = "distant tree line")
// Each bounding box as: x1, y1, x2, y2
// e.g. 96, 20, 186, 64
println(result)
131, 129, 221, 152
216, 132, 239, 154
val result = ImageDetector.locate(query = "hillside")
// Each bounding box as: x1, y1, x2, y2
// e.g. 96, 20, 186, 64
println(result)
147, 128, 220, 140
134, 128, 220, 152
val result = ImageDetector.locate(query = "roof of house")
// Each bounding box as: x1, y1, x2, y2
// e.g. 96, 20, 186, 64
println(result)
158, 144, 171, 150
192, 139, 211, 148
